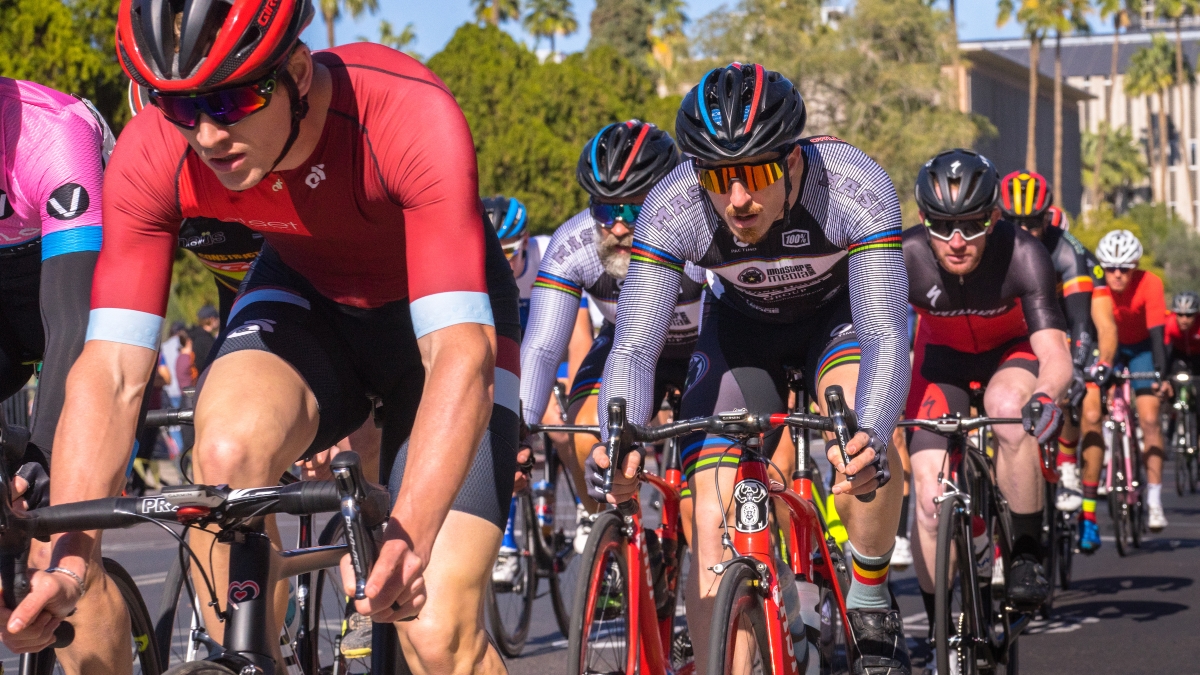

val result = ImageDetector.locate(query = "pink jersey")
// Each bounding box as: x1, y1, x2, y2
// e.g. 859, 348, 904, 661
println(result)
0, 78, 106, 258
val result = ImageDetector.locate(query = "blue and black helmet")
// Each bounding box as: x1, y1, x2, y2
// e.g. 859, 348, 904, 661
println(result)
577, 120, 680, 200
676, 63, 806, 162
482, 196, 528, 240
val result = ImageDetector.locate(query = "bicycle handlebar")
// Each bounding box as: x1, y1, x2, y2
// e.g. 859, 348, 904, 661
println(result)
527, 423, 602, 435
897, 416, 1023, 436
144, 407, 194, 427
1114, 371, 1159, 381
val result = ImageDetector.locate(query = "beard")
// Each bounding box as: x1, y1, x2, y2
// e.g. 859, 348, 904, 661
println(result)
597, 228, 634, 279
724, 200, 768, 244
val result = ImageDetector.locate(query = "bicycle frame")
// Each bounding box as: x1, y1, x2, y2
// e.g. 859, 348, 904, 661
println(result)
1103, 376, 1138, 505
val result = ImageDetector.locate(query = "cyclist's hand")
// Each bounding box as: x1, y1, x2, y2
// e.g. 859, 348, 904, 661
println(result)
9, 462, 49, 516
0, 567, 80, 653
829, 431, 888, 496
342, 524, 425, 623
1022, 393, 1063, 445
586, 443, 643, 504
513, 445, 533, 493
296, 447, 335, 481
1155, 379, 1174, 398
1087, 361, 1112, 389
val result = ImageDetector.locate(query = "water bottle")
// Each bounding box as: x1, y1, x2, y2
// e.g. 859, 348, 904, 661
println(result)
779, 565, 821, 675
533, 479, 554, 538
972, 514, 992, 577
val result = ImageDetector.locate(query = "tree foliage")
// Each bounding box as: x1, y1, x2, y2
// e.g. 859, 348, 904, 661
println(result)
524, 0, 578, 57
1082, 123, 1148, 209
428, 24, 679, 234
588, 0, 653, 68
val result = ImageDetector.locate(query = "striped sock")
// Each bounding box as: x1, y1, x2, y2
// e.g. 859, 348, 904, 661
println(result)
1057, 436, 1078, 465
846, 546, 893, 610
1081, 481, 1098, 523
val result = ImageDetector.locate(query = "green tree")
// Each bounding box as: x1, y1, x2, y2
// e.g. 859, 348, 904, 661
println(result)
523, 0, 577, 58
1089, 0, 1143, 212
429, 24, 678, 233
588, 0, 653, 67
1082, 122, 1149, 208
1126, 36, 1176, 204
0, 0, 126, 129
1046, 1, 1090, 207
648, 0, 689, 91
472, 0, 521, 26
360, 20, 420, 59
997, 0, 1063, 171
1156, 0, 1199, 220
320, 0, 379, 47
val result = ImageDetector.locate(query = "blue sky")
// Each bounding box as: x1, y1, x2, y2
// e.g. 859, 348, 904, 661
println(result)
301, 0, 1115, 58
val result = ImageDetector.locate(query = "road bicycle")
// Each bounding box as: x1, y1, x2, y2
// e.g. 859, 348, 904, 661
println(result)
1102, 370, 1154, 556
1169, 368, 1198, 496
590, 386, 865, 675
0, 421, 163, 675
897, 414, 1032, 675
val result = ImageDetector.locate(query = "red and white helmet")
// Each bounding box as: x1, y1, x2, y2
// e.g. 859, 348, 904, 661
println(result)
116, 0, 314, 94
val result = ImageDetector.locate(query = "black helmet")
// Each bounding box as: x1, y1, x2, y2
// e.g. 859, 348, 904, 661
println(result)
1173, 291, 1200, 316
915, 149, 1000, 219
576, 120, 680, 199
675, 63, 806, 162
481, 196, 527, 240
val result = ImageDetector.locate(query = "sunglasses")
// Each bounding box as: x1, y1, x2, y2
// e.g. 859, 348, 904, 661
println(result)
590, 201, 642, 227
1103, 265, 1136, 273
696, 159, 784, 193
151, 68, 280, 129
501, 237, 525, 261
924, 217, 991, 241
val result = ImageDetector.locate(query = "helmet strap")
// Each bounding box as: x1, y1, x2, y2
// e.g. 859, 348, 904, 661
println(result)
268, 69, 310, 173
781, 152, 793, 230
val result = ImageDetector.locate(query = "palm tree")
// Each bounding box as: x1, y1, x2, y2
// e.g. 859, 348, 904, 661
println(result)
472, 0, 521, 26
1156, 0, 1199, 221
320, 0, 379, 48
524, 0, 577, 59
998, 0, 1060, 170
949, 0, 965, 111
1126, 36, 1177, 204
1046, 0, 1090, 208
1090, 0, 1143, 211
648, 0, 688, 88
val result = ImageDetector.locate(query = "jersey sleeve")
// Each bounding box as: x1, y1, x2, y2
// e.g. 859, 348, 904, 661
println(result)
519, 214, 591, 427
1143, 272, 1167, 330
1014, 233, 1069, 335
88, 111, 186, 350
368, 56, 492, 338
19, 105, 105, 260
811, 140, 910, 439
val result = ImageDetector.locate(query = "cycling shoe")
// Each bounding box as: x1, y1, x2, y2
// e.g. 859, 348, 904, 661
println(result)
1079, 519, 1101, 554
1007, 558, 1050, 610
848, 608, 911, 675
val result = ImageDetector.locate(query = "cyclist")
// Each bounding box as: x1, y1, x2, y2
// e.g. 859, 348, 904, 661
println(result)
1167, 291, 1200, 371
905, 150, 1072, 629
1, 5, 518, 675
591, 65, 912, 674
997, 170, 1118, 554
1096, 229, 1170, 532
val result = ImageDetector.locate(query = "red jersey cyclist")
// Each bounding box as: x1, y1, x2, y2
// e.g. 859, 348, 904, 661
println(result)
0, 2, 520, 674
1095, 229, 1170, 532
1166, 291, 1200, 375
904, 150, 1073, 629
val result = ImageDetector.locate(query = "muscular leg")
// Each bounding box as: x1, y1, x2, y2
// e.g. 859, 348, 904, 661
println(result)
985, 367, 1043, 515
909, 449, 946, 595
395, 511, 505, 675
1136, 393, 1165, 485
569, 395, 602, 513
1079, 387, 1104, 486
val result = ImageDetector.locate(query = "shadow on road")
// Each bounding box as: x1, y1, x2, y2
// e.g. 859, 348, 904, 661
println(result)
1060, 575, 1192, 595
1050, 600, 1189, 622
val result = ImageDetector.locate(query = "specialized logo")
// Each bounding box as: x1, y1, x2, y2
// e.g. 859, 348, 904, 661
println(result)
830, 322, 853, 338
272, 178, 284, 192
46, 183, 88, 220
228, 580, 261, 603
733, 479, 769, 533
305, 164, 327, 189
0, 190, 12, 219
926, 285, 942, 308
782, 229, 809, 248
950, 160, 962, 174
684, 352, 709, 394
227, 319, 276, 339
738, 267, 765, 285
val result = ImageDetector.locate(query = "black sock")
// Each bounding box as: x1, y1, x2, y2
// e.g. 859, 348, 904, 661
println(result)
921, 589, 936, 635
897, 494, 911, 537
1010, 510, 1044, 562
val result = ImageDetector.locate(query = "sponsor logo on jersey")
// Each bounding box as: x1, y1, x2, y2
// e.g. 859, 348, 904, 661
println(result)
227, 319, 276, 339
684, 352, 710, 395
926, 285, 942, 308
830, 322, 854, 337
818, 170, 887, 218
305, 164, 326, 189
1093, 265, 1103, 279
765, 263, 817, 283
738, 267, 765, 284
0, 190, 13, 219
806, 135, 842, 144
46, 183, 88, 220
781, 229, 809, 248
179, 230, 228, 249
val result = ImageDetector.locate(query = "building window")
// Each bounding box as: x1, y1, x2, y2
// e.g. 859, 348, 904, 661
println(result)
1192, 139, 1199, 169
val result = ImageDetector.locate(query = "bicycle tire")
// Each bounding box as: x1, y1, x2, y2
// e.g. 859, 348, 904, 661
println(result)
1041, 479, 1057, 613
1057, 513, 1074, 591
155, 547, 192, 668
1110, 488, 1128, 557
707, 559, 774, 675
935, 496, 980, 675
161, 663, 236, 674
105, 557, 166, 675
534, 460, 574, 638
568, 511, 632, 675
486, 492, 537, 657
312, 516, 383, 675
1005, 636, 1019, 674
1177, 447, 1188, 497
816, 571, 847, 675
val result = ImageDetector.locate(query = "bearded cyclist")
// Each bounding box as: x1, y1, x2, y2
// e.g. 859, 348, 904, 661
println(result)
590, 65, 911, 675
998, 170, 1118, 554
904, 150, 1072, 633
0, 4, 520, 675
1096, 229, 1170, 532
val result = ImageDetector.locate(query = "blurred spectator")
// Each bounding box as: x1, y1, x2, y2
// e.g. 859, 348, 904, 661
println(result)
189, 304, 220, 368
175, 332, 197, 390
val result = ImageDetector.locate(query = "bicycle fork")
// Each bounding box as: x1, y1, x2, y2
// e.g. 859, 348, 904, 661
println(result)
616, 499, 668, 675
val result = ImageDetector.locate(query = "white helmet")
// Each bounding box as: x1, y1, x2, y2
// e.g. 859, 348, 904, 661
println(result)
1095, 229, 1143, 268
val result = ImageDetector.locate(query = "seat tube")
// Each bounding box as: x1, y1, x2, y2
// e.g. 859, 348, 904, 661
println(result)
224, 526, 278, 668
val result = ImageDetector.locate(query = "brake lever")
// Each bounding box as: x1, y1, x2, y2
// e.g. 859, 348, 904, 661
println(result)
826, 385, 876, 503
602, 398, 627, 496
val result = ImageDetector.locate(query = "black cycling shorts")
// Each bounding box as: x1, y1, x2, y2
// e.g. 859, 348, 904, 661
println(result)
677, 294, 860, 488
0, 245, 45, 403
212, 242, 521, 529
567, 321, 690, 413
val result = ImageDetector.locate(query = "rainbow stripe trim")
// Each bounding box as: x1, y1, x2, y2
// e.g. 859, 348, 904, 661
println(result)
1060, 275, 1095, 296
851, 556, 889, 586
682, 437, 744, 477
568, 378, 601, 406
817, 341, 861, 382
847, 228, 902, 256
533, 272, 583, 298
631, 241, 685, 273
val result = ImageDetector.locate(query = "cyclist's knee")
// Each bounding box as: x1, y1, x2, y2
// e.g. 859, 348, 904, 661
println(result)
1082, 399, 1103, 426
399, 614, 489, 674
194, 436, 274, 485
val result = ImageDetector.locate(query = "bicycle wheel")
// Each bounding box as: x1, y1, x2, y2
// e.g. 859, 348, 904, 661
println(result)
533, 457, 577, 638
487, 492, 537, 657
1057, 512, 1074, 591
816, 574, 847, 675
935, 497, 981, 675
161, 663, 236, 674
707, 559, 774, 675
310, 517, 377, 675
105, 557, 166, 675
1041, 480, 1057, 613
568, 511, 632, 675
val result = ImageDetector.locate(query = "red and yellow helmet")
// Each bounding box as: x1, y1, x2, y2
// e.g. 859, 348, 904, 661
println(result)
116, 0, 314, 94
999, 170, 1052, 218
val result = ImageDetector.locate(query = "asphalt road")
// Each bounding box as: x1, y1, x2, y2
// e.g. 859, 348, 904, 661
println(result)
3, 457, 1198, 674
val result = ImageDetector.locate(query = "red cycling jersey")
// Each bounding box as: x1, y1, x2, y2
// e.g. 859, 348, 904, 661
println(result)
1166, 312, 1200, 357
91, 43, 491, 349
1110, 269, 1166, 345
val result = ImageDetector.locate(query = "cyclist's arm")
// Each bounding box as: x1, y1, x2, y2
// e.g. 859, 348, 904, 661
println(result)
1029, 327, 1074, 400
1144, 275, 1168, 375
1091, 292, 1118, 365
565, 305, 594, 386
1062, 291, 1093, 368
